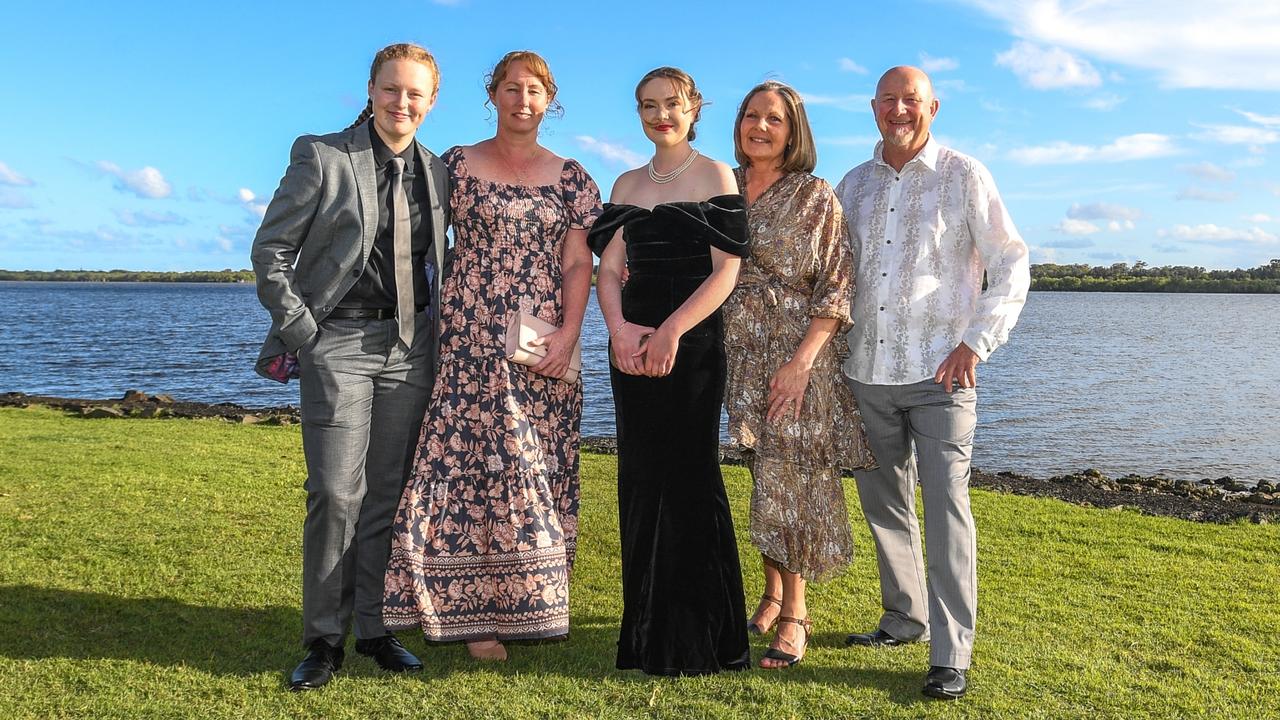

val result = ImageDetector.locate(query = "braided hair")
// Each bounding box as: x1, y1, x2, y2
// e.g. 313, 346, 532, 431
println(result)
346, 42, 440, 131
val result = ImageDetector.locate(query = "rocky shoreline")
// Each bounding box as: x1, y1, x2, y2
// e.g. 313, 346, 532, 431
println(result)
4, 391, 1277, 525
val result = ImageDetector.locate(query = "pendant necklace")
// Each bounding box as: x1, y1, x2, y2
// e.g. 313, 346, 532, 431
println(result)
497, 142, 535, 185
648, 148, 699, 184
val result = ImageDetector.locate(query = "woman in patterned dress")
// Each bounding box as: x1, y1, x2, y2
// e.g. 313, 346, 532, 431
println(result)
721, 81, 877, 668
382, 50, 602, 662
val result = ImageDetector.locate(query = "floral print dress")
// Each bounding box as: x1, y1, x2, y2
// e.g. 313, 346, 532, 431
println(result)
722, 169, 877, 583
383, 146, 601, 642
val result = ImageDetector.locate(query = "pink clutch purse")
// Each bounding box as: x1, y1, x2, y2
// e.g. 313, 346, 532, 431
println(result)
504, 310, 582, 383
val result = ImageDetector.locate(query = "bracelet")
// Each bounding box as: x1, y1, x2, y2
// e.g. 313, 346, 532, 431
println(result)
609, 321, 629, 338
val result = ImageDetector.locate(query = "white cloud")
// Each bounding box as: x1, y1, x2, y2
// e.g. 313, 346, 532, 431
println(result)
1053, 218, 1100, 236
95, 161, 172, 199
1176, 187, 1237, 203
1009, 133, 1178, 164
0, 161, 33, 186
1242, 213, 1274, 223
960, 1, 1280, 90
1166, 224, 1278, 244
238, 187, 268, 219
1068, 202, 1143, 221
1191, 124, 1280, 145
838, 57, 868, 74
1107, 220, 1136, 232
919, 52, 959, 73
995, 41, 1101, 89
1234, 109, 1280, 127
115, 209, 188, 227
797, 92, 871, 112
1083, 94, 1125, 111
573, 136, 645, 168
1181, 161, 1236, 182
1030, 245, 1060, 264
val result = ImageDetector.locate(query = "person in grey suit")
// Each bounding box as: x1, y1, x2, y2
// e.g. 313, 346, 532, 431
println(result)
833, 66, 1030, 700
250, 42, 449, 691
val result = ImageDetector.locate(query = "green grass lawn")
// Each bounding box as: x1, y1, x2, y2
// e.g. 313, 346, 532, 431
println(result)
1, 406, 1277, 719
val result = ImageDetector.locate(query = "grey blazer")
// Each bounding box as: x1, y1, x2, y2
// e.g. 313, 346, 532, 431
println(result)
250, 120, 450, 379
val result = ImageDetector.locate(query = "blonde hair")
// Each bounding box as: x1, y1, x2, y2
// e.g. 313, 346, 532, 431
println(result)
732, 81, 817, 173
484, 50, 564, 118
634, 66, 704, 141
346, 43, 440, 130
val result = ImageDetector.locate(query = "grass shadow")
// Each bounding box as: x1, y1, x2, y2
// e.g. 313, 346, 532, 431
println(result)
0, 585, 300, 676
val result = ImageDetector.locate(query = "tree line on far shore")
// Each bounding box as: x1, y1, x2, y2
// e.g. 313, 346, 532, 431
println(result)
4, 259, 1280, 293
0, 269, 255, 283
1030, 259, 1280, 293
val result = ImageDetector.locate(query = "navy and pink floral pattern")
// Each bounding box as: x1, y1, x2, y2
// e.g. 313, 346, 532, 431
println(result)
382, 146, 601, 642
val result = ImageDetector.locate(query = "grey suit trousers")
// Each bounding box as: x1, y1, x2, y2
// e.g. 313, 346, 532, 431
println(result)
847, 378, 978, 669
297, 311, 434, 646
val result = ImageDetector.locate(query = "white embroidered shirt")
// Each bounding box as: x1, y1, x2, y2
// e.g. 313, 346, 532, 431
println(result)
834, 137, 1030, 386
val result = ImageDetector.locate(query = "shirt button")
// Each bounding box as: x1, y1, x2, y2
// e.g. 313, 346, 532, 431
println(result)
351, 269, 360, 277
879, 339, 885, 344
895, 176, 901, 181
881, 272, 887, 277
322, 305, 332, 312
887, 240, 892, 245
890, 208, 895, 212
879, 306, 885, 311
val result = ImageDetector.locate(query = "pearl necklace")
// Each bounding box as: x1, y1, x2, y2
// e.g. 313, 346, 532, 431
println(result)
647, 148, 699, 184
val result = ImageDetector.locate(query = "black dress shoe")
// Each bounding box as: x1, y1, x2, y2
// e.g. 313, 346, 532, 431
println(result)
355, 635, 423, 672
922, 666, 967, 699
289, 640, 344, 692
844, 628, 915, 647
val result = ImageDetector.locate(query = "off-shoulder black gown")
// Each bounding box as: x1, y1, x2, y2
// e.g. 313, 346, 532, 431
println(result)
587, 195, 751, 676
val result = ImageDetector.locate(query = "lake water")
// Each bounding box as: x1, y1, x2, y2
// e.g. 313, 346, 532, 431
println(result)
2, 282, 1277, 484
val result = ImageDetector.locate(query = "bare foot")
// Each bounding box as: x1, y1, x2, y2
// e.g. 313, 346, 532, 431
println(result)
466, 639, 508, 661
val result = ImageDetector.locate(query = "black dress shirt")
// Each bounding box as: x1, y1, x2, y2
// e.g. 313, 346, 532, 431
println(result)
337, 123, 433, 310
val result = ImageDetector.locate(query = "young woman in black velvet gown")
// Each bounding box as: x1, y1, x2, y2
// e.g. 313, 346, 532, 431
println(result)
586, 67, 751, 676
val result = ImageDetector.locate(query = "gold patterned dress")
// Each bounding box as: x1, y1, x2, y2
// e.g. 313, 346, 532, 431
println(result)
722, 169, 877, 582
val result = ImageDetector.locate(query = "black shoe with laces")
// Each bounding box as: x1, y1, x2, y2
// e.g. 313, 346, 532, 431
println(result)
355, 635, 423, 672
289, 640, 344, 691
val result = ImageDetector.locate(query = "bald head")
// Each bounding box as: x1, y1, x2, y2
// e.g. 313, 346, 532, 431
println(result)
872, 65, 940, 170
876, 66, 935, 101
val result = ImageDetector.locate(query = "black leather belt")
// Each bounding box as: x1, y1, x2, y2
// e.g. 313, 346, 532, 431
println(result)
328, 306, 425, 320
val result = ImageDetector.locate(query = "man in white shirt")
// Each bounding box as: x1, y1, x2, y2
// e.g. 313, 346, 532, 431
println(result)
834, 66, 1030, 700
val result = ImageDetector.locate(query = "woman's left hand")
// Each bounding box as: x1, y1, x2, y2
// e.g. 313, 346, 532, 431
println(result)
528, 327, 579, 380
641, 325, 680, 377
766, 359, 811, 423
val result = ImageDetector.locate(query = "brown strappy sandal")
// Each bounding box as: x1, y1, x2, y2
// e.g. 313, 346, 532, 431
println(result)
747, 594, 783, 635
761, 616, 812, 668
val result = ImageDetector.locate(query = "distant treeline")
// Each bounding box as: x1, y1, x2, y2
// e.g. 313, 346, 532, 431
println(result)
0, 269, 255, 283
6, 260, 1280, 293
1031, 259, 1280, 293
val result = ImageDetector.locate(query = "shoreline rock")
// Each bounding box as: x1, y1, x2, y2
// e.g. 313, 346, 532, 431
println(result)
4, 391, 1276, 525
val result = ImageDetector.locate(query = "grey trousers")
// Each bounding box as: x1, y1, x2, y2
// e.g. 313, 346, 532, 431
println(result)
296, 312, 434, 647
847, 378, 978, 669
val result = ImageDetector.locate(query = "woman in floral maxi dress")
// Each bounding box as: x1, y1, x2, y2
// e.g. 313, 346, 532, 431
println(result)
382, 51, 601, 661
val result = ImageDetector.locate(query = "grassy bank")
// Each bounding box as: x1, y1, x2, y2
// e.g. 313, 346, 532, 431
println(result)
1, 407, 1277, 719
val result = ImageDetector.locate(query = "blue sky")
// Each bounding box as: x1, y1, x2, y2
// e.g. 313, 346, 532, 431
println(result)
1, 0, 1278, 271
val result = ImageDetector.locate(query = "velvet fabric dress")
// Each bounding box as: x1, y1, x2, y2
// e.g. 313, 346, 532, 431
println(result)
587, 194, 751, 676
